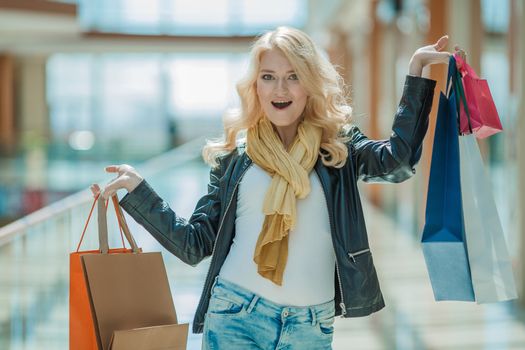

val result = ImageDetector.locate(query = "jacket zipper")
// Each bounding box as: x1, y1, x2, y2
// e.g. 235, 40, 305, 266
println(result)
314, 170, 347, 316
347, 248, 370, 263
335, 257, 347, 316
197, 162, 253, 315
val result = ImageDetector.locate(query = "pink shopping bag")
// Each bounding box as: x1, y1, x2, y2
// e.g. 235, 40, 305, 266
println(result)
455, 53, 503, 139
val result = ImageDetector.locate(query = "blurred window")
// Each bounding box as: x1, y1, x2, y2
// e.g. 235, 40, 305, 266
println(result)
481, 0, 509, 33
79, 0, 307, 35
46, 53, 248, 159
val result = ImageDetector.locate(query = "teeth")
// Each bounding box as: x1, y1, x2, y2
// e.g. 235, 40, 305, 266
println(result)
271, 101, 293, 109
272, 101, 292, 105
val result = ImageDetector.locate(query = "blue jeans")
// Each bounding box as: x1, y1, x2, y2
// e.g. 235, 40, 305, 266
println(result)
202, 277, 335, 350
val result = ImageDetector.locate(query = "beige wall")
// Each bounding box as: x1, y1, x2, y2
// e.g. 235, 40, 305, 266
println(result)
518, 0, 525, 304
0, 54, 15, 154
15, 54, 50, 150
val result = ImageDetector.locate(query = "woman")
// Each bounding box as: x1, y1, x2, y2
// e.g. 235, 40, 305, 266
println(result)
91, 27, 465, 349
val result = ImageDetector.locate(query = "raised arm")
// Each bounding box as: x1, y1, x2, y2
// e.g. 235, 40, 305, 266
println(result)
348, 75, 436, 183
348, 35, 466, 183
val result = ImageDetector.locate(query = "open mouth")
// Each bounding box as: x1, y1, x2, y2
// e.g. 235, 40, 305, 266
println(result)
271, 101, 293, 109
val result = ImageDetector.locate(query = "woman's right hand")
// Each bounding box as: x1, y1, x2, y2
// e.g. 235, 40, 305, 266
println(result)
90, 164, 144, 199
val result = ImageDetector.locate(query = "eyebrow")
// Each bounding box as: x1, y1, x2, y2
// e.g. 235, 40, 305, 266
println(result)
260, 69, 296, 73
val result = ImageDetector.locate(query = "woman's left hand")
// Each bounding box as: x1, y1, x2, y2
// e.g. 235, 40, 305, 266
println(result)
408, 35, 466, 77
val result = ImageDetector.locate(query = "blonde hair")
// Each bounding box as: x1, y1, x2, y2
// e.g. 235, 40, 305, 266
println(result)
202, 26, 352, 169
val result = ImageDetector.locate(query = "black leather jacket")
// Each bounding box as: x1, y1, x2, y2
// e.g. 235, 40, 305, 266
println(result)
120, 75, 436, 334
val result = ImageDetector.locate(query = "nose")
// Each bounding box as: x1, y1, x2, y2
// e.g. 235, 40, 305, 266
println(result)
276, 78, 288, 93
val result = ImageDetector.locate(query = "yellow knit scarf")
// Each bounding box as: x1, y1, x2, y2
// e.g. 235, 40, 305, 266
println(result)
246, 116, 322, 285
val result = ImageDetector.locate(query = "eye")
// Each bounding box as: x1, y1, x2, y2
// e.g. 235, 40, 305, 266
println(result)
288, 73, 298, 80
261, 74, 274, 80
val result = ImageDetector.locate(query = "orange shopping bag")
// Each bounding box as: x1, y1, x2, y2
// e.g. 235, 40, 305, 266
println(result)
69, 195, 138, 350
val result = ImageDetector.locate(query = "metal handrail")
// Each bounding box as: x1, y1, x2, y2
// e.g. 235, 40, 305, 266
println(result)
0, 136, 206, 246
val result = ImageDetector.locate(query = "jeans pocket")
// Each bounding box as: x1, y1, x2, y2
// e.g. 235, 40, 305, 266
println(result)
317, 311, 335, 336
207, 293, 245, 317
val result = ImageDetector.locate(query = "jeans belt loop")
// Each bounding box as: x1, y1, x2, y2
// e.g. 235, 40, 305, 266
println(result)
246, 295, 260, 314
310, 307, 317, 326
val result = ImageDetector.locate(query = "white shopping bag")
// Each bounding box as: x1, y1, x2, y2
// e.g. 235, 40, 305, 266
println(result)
459, 134, 518, 303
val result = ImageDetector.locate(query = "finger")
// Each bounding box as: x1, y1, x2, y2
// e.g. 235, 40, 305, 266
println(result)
428, 51, 452, 64
103, 177, 128, 197
453, 46, 467, 62
90, 184, 101, 196
101, 189, 116, 200
101, 185, 117, 199
454, 45, 466, 54
105, 165, 121, 173
101, 183, 123, 199
90, 185, 100, 198
439, 51, 452, 62
434, 35, 449, 51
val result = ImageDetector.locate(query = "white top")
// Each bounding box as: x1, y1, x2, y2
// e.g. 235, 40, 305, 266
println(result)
219, 163, 336, 306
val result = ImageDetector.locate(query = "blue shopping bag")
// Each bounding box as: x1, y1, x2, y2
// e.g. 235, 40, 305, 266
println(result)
421, 56, 475, 301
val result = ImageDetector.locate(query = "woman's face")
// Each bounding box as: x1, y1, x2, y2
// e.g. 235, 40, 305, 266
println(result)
256, 49, 308, 128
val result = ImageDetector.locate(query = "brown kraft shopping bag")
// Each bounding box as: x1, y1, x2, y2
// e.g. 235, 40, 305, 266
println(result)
81, 195, 188, 350
109, 322, 188, 349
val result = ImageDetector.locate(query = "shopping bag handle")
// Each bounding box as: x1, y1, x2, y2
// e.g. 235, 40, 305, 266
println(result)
446, 55, 473, 134
77, 193, 128, 252
453, 67, 473, 134
98, 195, 140, 254
454, 52, 479, 79
446, 55, 457, 99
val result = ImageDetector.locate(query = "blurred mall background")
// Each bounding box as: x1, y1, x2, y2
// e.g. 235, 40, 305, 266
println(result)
1, 0, 525, 349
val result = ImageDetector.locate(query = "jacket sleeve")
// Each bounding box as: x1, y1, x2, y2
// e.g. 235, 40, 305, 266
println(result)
119, 160, 224, 266
348, 75, 436, 183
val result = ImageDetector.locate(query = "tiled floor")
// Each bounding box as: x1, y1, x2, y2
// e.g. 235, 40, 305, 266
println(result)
0, 160, 524, 349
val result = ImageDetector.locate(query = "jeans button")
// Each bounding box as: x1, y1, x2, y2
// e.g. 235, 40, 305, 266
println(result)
283, 310, 289, 317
